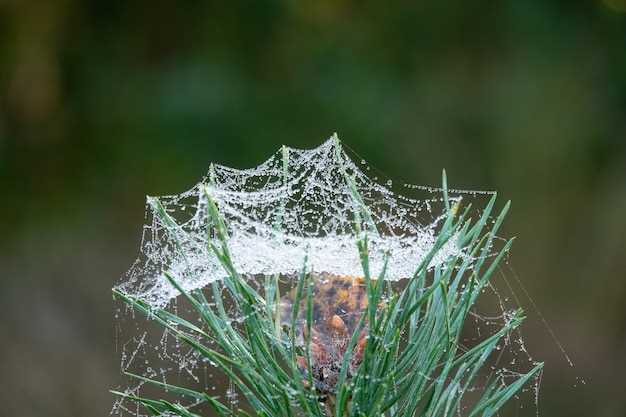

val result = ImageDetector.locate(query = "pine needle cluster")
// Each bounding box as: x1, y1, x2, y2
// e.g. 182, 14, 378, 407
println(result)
112, 173, 542, 417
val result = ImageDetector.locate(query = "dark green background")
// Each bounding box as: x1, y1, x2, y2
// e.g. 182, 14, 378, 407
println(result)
1, 1, 625, 416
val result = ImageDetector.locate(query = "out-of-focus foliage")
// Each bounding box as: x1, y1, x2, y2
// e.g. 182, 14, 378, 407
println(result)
0, 1, 625, 417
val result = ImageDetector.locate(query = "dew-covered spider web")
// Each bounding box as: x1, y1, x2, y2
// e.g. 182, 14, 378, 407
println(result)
112, 134, 546, 417
117, 135, 471, 308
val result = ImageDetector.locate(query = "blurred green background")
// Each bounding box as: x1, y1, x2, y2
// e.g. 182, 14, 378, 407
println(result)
1, 1, 626, 416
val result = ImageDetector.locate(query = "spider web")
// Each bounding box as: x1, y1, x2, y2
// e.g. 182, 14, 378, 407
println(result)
116, 135, 469, 309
